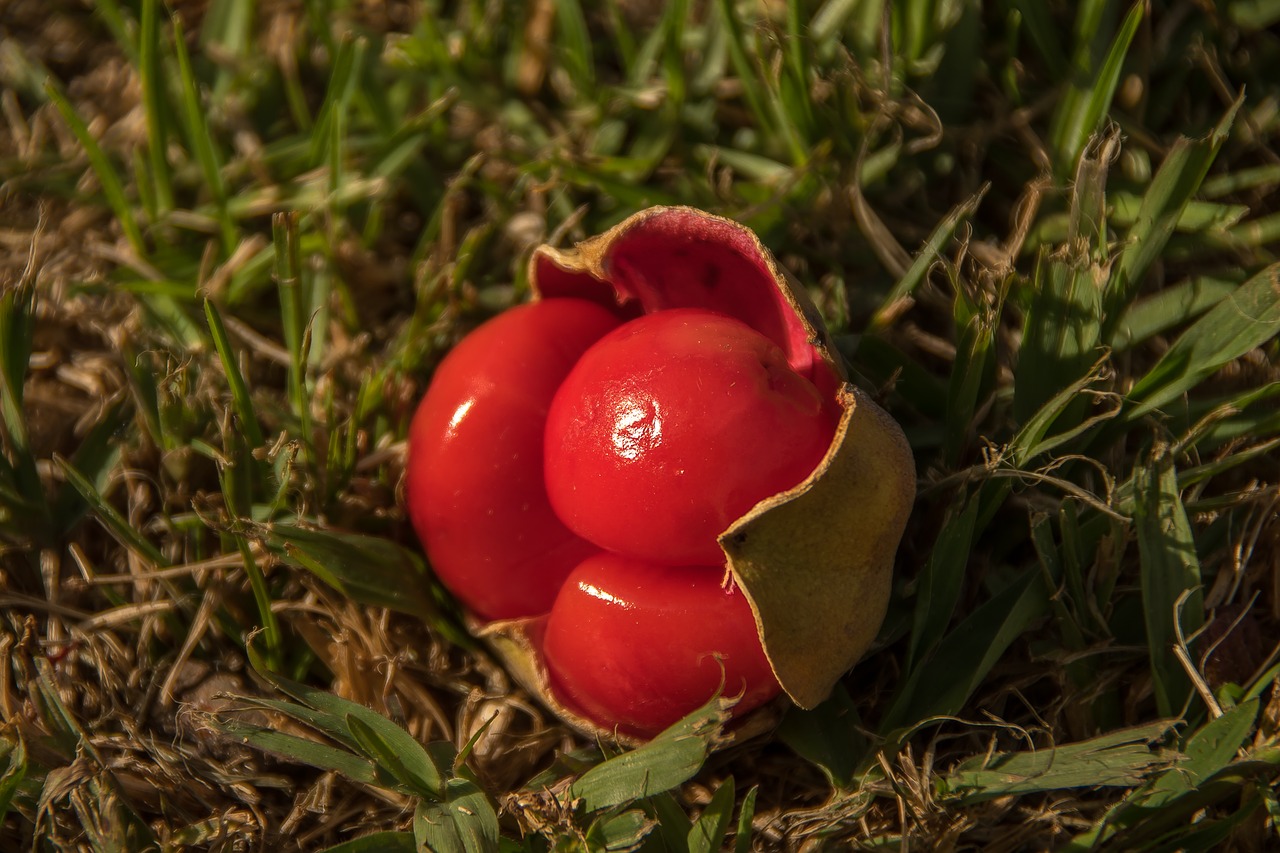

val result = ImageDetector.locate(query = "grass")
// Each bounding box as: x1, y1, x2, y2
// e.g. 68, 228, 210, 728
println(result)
1, 0, 1279, 849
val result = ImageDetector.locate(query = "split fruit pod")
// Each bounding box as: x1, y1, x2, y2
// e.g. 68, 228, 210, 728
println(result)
405, 206, 915, 743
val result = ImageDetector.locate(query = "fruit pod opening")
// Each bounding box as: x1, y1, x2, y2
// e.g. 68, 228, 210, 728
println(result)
494, 206, 915, 722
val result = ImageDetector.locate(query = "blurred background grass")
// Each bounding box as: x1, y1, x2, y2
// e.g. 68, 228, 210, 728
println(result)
1, 0, 1279, 849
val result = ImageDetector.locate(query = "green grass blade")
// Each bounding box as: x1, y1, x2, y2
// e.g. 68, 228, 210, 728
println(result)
211, 716, 379, 784
231, 694, 362, 753
1126, 262, 1280, 418
880, 568, 1049, 739
552, 0, 595, 94
170, 14, 236, 253
346, 714, 444, 800
1103, 96, 1243, 342
203, 300, 266, 449
139, 0, 173, 216
568, 697, 729, 811
258, 523, 452, 636
1048, 2, 1142, 180
0, 280, 50, 546
44, 82, 145, 255
413, 778, 500, 853
55, 455, 168, 568
715, 0, 795, 161
907, 492, 981, 669
318, 832, 416, 853
0, 726, 27, 826
733, 786, 758, 853
202, 0, 254, 101
50, 398, 129, 537
1112, 275, 1241, 352
1143, 698, 1259, 807
777, 683, 865, 788
688, 776, 735, 853
872, 185, 988, 329
1133, 448, 1203, 719
941, 721, 1177, 804
1014, 250, 1105, 428
944, 293, 995, 466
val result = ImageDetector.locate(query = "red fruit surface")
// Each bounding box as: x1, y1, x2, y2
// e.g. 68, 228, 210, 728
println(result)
543, 308, 837, 567
543, 552, 780, 738
405, 299, 621, 621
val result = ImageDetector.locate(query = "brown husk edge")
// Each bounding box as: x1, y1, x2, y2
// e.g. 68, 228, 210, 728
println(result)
478, 206, 915, 737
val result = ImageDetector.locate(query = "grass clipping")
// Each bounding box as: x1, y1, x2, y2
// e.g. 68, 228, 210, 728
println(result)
479, 207, 915, 735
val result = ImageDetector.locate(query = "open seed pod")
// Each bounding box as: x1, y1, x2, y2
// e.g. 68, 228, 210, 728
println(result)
407, 206, 915, 745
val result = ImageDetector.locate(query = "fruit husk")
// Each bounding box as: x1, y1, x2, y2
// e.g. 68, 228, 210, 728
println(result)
477, 206, 914, 739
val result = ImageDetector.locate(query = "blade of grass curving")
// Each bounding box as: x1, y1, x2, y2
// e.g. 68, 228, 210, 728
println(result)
346, 714, 445, 800
871, 185, 988, 329
588, 810, 656, 851
568, 696, 730, 812
44, 82, 145, 256
1143, 698, 1259, 808
244, 640, 451, 798
230, 694, 362, 753
1064, 739, 1280, 850
1048, 2, 1141, 180
211, 716, 379, 784
940, 720, 1177, 804
649, 790, 693, 853
1126, 262, 1280, 419
1133, 447, 1203, 719
1009, 354, 1117, 466
139, 0, 173, 216
258, 523, 460, 642
1102, 96, 1243, 342
55, 455, 167, 568
234, 531, 283, 672
1110, 193, 1248, 232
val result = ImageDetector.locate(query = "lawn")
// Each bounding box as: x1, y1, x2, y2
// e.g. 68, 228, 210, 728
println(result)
1, 0, 1279, 850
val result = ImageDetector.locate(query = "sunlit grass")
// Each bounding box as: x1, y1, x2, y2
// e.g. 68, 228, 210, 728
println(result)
1, 1, 1279, 849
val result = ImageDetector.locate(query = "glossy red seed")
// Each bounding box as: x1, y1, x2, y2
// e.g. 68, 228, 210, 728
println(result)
544, 308, 837, 566
405, 299, 621, 621
543, 552, 780, 738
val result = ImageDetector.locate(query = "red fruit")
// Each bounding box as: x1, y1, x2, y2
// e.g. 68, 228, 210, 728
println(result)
405, 299, 621, 621
543, 552, 780, 738
544, 309, 837, 566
